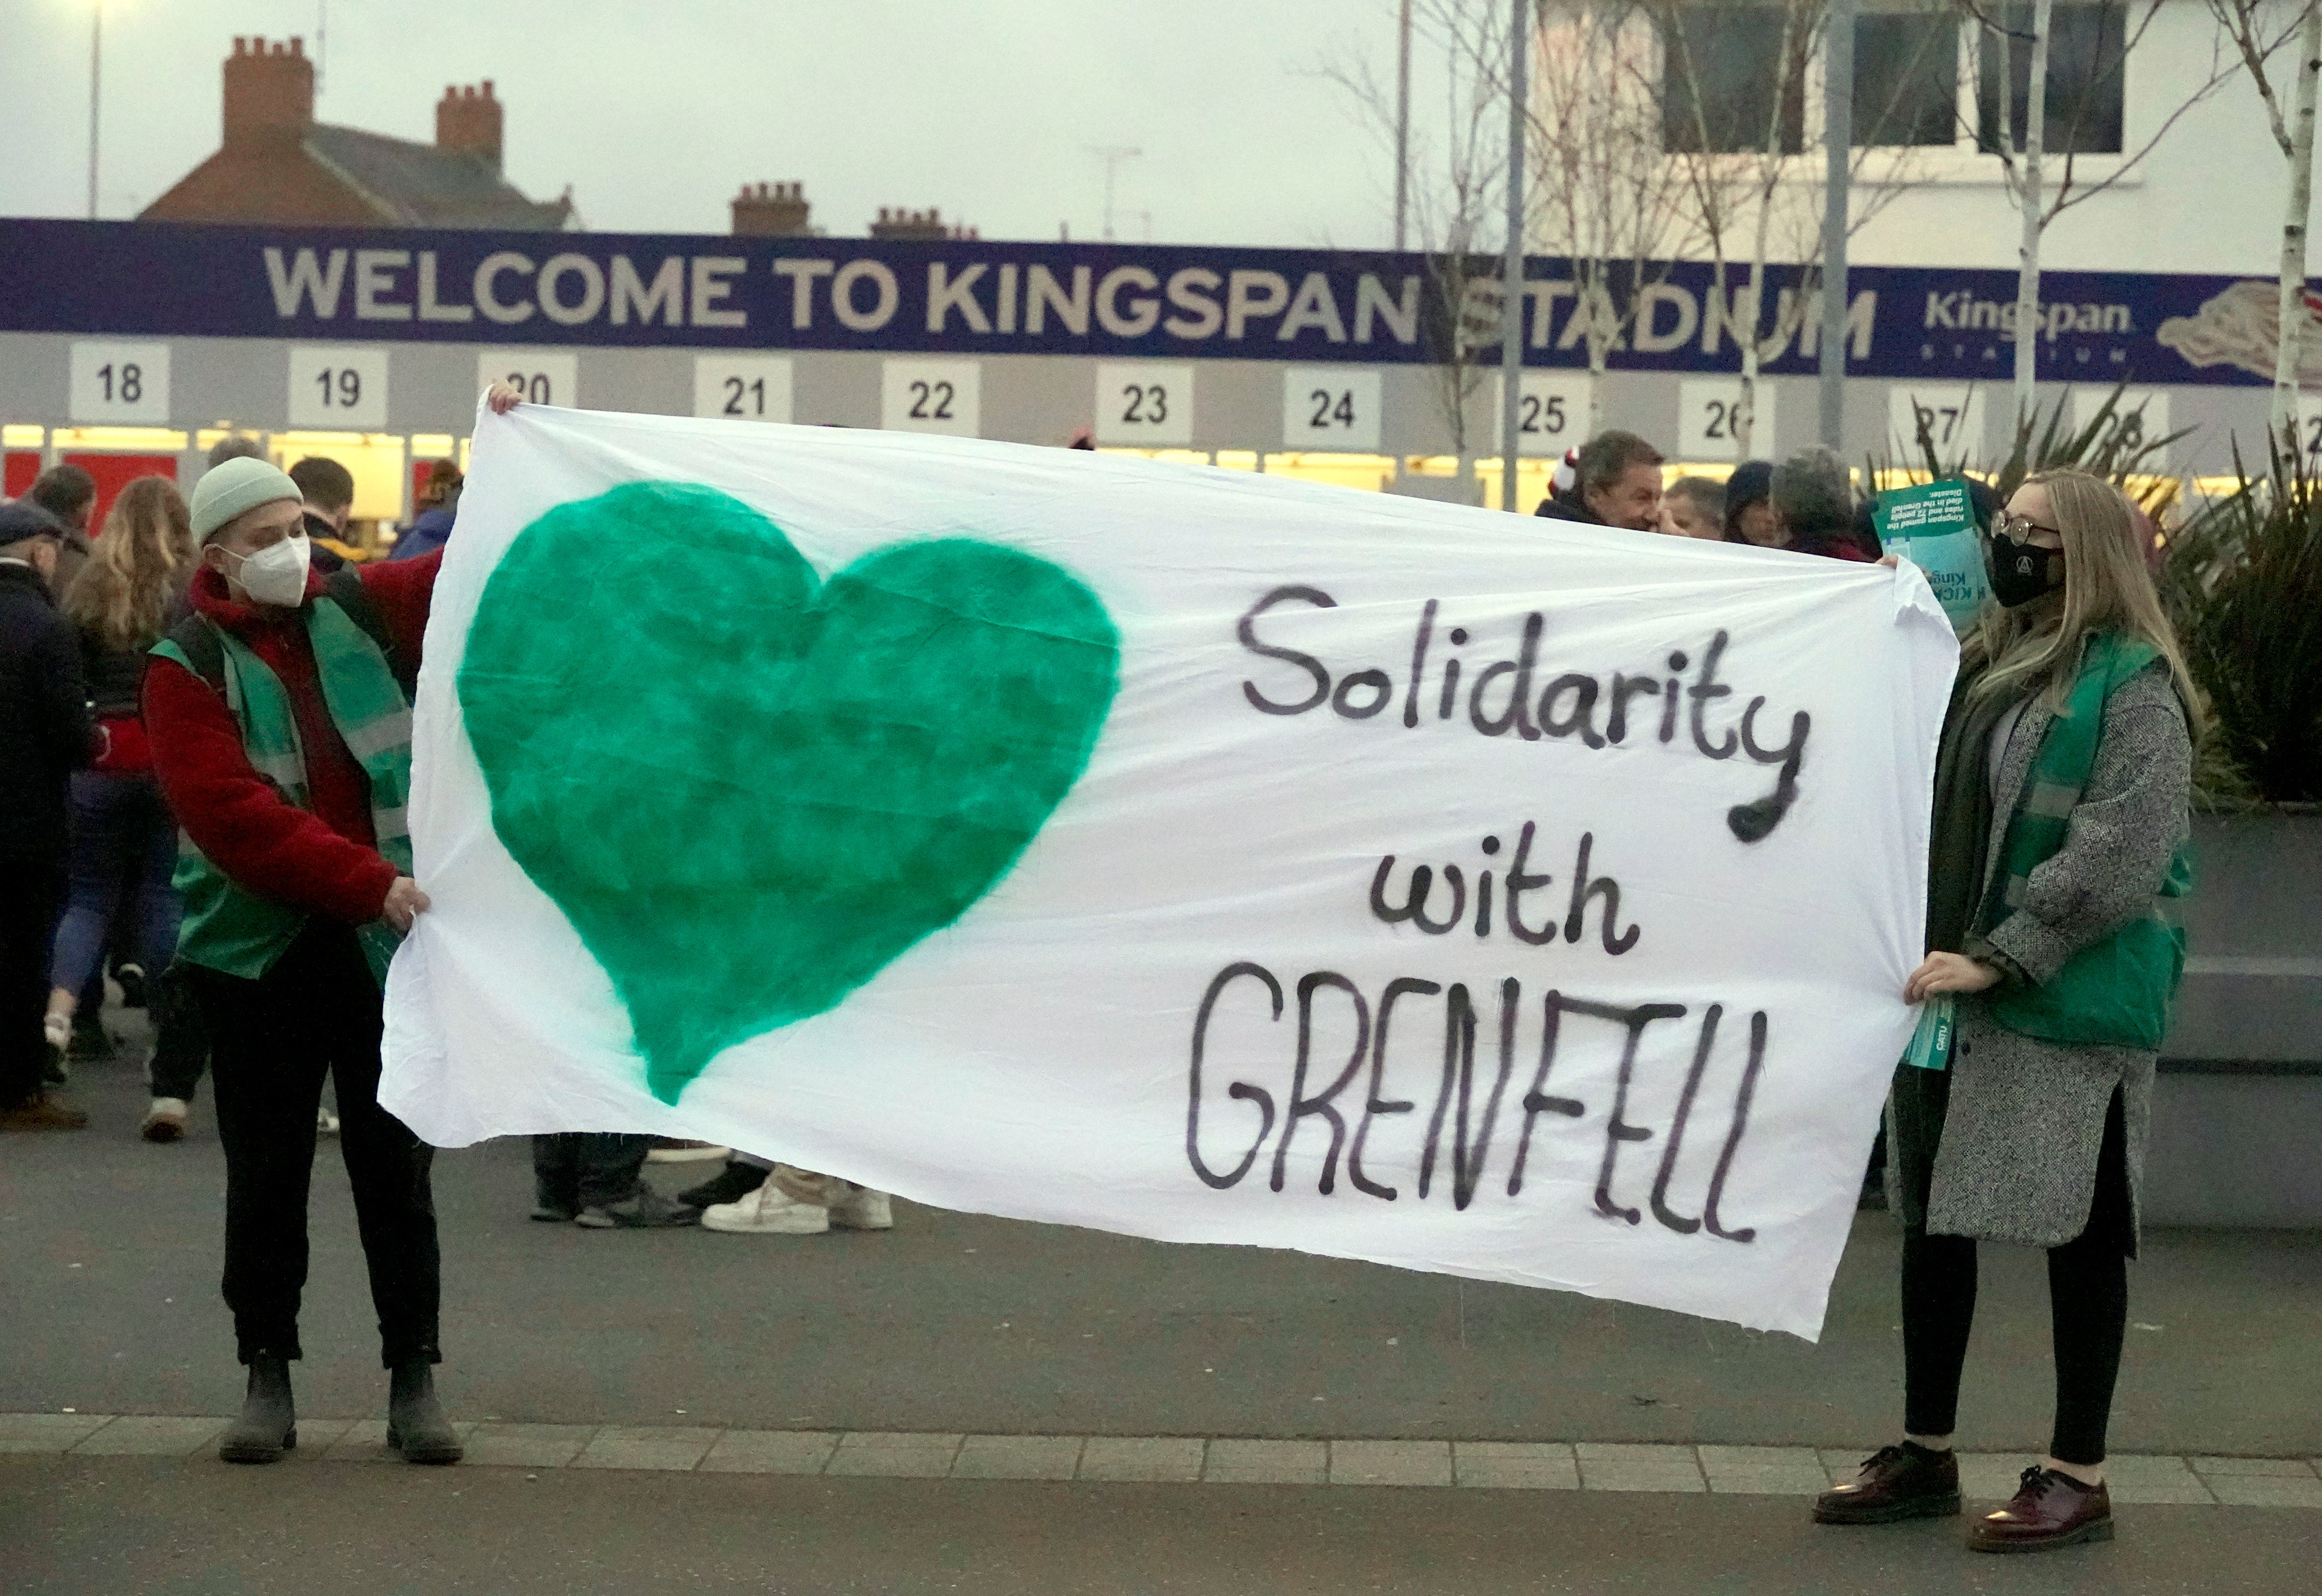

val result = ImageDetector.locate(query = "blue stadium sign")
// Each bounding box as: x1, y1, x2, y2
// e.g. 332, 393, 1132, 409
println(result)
0, 219, 2287, 388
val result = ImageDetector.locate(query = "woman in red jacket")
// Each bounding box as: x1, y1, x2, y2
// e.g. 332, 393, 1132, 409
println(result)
144, 453, 455, 1467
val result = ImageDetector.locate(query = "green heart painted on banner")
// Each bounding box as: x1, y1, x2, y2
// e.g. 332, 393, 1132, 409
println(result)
458, 480, 1119, 1103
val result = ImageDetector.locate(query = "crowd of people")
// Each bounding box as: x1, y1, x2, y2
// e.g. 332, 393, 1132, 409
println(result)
1532, 428, 1884, 562
1, 399, 2198, 1555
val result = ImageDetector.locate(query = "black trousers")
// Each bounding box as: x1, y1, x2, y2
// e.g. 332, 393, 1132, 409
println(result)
146, 960, 214, 1103
0, 859, 65, 1108
192, 923, 441, 1367
532, 1133, 650, 1210
1901, 1089, 2133, 1466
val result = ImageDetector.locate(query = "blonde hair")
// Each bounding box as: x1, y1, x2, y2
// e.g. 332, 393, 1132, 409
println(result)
1964, 469, 2202, 733
62, 476, 194, 650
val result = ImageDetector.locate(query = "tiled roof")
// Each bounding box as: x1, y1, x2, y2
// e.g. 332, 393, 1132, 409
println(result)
303, 124, 570, 230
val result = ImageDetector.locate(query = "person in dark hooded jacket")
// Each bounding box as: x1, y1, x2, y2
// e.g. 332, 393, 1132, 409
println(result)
390, 461, 461, 562
1723, 461, 1779, 545
0, 500, 93, 1131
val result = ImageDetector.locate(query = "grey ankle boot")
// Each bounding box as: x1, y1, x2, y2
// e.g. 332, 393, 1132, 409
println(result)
218, 1352, 295, 1463
386, 1360, 462, 1464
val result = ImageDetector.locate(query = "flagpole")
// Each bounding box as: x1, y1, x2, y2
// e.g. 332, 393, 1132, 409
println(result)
87, 0, 103, 219
1500, 0, 1528, 512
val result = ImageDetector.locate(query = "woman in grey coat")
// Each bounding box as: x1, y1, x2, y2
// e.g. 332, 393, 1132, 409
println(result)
1814, 470, 2199, 1555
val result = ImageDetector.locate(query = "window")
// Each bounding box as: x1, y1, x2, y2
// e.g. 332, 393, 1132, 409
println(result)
1853, 13, 1959, 147
1977, 3, 2127, 156
1661, 8, 1806, 156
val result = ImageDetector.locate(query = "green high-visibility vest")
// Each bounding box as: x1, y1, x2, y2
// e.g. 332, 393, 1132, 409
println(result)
1977, 632, 2193, 1051
152, 595, 415, 988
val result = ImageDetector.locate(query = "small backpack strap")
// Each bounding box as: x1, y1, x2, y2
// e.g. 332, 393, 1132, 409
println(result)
322, 566, 417, 700
162, 613, 228, 694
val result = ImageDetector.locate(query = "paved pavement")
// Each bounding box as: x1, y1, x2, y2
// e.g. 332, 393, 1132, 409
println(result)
5, 1456, 2319, 1595
5, 1412, 2316, 1503
7, 1037, 2317, 1457
5, 1022, 2319, 1592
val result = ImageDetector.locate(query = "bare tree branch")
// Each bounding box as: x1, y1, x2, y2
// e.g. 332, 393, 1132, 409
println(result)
1956, 0, 2242, 221
1322, 0, 1514, 468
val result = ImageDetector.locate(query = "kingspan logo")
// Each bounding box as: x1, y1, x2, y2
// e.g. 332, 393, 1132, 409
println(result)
1924, 290, 2133, 341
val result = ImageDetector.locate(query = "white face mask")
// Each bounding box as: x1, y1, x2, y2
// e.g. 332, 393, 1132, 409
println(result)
228, 534, 311, 607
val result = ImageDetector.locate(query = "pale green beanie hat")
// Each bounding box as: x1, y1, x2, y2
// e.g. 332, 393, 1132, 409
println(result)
190, 456, 302, 543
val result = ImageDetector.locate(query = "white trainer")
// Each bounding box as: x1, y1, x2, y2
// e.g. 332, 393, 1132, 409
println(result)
140, 1097, 189, 1143
701, 1181, 830, 1235
644, 1138, 731, 1164
830, 1187, 894, 1231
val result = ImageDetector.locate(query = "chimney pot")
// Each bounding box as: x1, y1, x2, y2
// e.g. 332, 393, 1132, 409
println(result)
730, 179, 812, 236
290, 37, 304, 56
222, 34, 316, 149
436, 79, 505, 171
482, 79, 495, 97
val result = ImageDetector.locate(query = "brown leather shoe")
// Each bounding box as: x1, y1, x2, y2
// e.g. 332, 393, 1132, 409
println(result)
0, 1092, 90, 1132
1813, 1443, 1962, 1524
1968, 1466, 2113, 1553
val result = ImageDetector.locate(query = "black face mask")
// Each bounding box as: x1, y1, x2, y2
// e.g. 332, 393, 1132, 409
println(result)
1985, 528, 2065, 608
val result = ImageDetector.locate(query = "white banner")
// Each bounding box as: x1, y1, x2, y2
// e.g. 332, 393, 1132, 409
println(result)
383, 405, 1957, 1339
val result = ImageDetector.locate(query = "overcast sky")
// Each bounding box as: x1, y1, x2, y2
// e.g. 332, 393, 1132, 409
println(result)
1, 0, 1430, 247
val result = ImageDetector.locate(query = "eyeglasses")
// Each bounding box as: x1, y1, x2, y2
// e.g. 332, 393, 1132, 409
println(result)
1991, 512, 2064, 544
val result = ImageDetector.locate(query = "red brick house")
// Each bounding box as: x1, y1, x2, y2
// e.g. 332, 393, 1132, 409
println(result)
141, 37, 571, 230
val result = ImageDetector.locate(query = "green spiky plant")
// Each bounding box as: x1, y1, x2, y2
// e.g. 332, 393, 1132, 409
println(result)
2162, 440, 2322, 808
1864, 383, 2188, 515
1989, 384, 2191, 514
1861, 385, 2293, 807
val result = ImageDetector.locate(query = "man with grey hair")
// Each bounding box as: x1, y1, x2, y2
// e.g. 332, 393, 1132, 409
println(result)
1660, 474, 1727, 539
1769, 447, 1876, 562
1537, 430, 1665, 530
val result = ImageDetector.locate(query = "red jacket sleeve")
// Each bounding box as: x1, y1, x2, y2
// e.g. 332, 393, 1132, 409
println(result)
360, 548, 442, 665
144, 656, 400, 924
